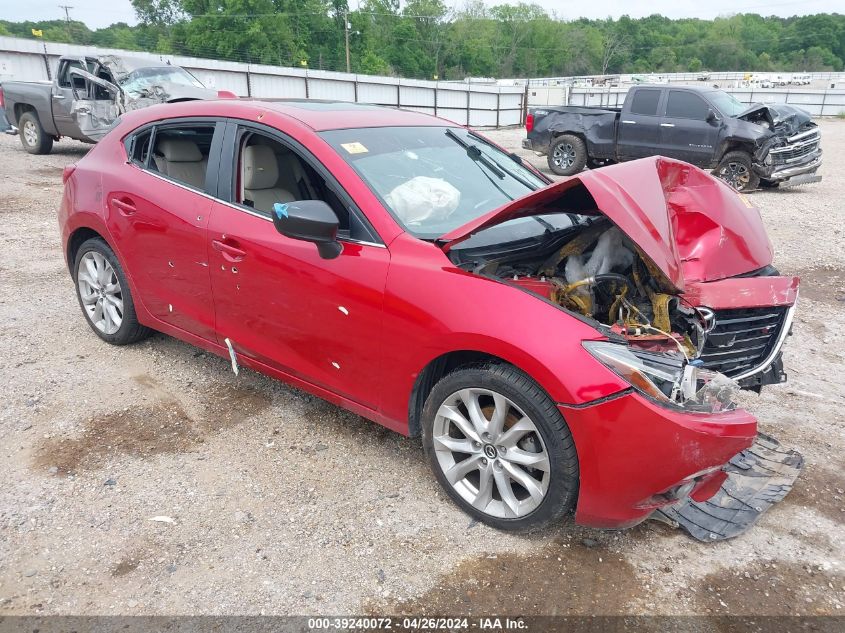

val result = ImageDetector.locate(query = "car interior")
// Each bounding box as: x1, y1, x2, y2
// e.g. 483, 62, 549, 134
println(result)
149, 126, 215, 190
130, 125, 370, 240
237, 132, 350, 233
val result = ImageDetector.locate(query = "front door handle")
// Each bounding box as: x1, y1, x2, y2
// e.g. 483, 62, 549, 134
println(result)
111, 197, 137, 216
53, 94, 66, 100
621, 120, 636, 124
212, 239, 246, 263
660, 123, 675, 127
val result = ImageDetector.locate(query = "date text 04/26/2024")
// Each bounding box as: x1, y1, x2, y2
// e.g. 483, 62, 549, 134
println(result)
307, 617, 527, 630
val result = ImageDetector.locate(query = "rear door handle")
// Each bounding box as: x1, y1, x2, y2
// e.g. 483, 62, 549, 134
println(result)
660, 123, 675, 127
111, 197, 137, 216
212, 239, 246, 263
621, 120, 636, 124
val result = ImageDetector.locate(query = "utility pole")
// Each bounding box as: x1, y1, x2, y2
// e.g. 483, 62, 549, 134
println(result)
59, 5, 74, 40
344, 9, 351, 74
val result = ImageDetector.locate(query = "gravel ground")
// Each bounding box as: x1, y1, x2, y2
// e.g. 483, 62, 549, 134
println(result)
0, 120, 843, 618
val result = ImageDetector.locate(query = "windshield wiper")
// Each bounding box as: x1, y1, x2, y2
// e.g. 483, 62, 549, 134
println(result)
467, 130, 539, 191
445, 128, 506, 179
445, 128, 513, 201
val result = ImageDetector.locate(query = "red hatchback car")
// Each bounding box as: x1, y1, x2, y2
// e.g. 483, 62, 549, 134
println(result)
59, 99, 802, 537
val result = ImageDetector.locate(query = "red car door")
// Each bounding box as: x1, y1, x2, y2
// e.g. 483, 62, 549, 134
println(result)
106, 119, 223, 341
207, 122, 389, 409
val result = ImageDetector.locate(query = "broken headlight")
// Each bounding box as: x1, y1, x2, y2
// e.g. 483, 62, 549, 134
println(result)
679, 366, 739, 413
583, 341, 738, 412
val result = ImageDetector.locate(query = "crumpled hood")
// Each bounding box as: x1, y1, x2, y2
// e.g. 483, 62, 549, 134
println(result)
737, 103, 813, 134
438, 156, 774, 293
123, 83, 219, 108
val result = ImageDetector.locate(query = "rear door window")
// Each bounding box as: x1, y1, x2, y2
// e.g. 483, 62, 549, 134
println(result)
628, 89, 661, 116
125, 120, 223, 194
665, 91, 710, 120
57, 59, 90, 90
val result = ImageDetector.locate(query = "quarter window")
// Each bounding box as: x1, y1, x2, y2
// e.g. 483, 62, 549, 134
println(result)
129, 129, 152, 166
628, 89, 661, 116
665, 91, 710, 120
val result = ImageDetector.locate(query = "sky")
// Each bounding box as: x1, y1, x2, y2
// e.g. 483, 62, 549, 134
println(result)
0, 0, 841, 30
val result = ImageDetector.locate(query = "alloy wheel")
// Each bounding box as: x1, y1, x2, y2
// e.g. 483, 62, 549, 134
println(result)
23, 120, 38, 147
552, 143, 575, 168
718, 161, 750, 190
432, 388, 551, 519
77, 251, 124, 335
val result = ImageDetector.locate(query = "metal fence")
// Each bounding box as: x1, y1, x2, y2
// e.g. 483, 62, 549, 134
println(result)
521, 71, 845, 86
0, 36, 526, 127
564, 86, 845, 117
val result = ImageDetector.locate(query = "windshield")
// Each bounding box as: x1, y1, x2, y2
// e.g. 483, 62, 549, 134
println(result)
708, 90, 747, 117
118, 66, 205, 93
320, 126, 547, 238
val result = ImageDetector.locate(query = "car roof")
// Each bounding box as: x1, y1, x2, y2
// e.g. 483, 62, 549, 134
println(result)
258, 99, 450, 131
116, 98, 456, 135
636, 83, 717, 93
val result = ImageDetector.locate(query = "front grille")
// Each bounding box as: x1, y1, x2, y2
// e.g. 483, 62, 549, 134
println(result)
770, 131, 820, 165
699, 307, 788, 378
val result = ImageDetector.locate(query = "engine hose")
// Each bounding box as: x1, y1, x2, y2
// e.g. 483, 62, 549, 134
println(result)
592, 273, 636, 295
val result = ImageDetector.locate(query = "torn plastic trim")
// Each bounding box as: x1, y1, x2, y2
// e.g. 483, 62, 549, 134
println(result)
224, 337, 239, 375
654, 432, 804, 541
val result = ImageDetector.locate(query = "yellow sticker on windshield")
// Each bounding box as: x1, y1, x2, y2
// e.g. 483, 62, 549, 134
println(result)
341, 142, 369, 154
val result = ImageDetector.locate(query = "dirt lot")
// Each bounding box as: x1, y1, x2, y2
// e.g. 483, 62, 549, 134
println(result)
0, 119, 843, 618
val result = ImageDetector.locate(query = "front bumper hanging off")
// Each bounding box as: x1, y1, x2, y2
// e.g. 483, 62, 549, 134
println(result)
654, 433, 804, 541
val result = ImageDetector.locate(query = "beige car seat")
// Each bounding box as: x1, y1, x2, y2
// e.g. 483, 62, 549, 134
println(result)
276, 149, 317, 200
153, 138, 208, 189
242, 145, 295, 212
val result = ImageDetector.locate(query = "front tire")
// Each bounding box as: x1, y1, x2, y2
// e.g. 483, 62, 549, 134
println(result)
547, 134, 587, 176
73, 238, 152, 345
18, 111, 53, 155
422, 363, 579, 532
715, 151, 759, 192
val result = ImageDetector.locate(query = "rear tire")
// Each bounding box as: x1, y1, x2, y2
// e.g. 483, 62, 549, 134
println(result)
714, 151, 759, 192
422, 363, 579, 532
18, 111, 53, 155
73, 238, 152, 345
548, 134, 587, 176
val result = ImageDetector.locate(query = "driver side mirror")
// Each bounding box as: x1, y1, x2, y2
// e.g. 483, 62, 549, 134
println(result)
271, 200, 343, 260
706, 109, 720, 125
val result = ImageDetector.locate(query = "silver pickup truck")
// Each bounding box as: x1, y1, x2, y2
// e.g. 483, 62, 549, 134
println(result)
2, 54, 228, 154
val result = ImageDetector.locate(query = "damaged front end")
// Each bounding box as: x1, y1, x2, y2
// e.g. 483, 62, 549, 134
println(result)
738, 104, 822, 187
444, 156, 798, 393
441, 157, 803, 538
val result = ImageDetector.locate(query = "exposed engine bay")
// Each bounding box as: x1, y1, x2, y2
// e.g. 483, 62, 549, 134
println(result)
451, 215, 739, 411
468, 219, 709, 357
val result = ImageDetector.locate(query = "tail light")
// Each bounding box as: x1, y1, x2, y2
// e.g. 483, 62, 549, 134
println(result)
525, 112, 534, 134
0, 86, 5, 109
62, 164, 77, 184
